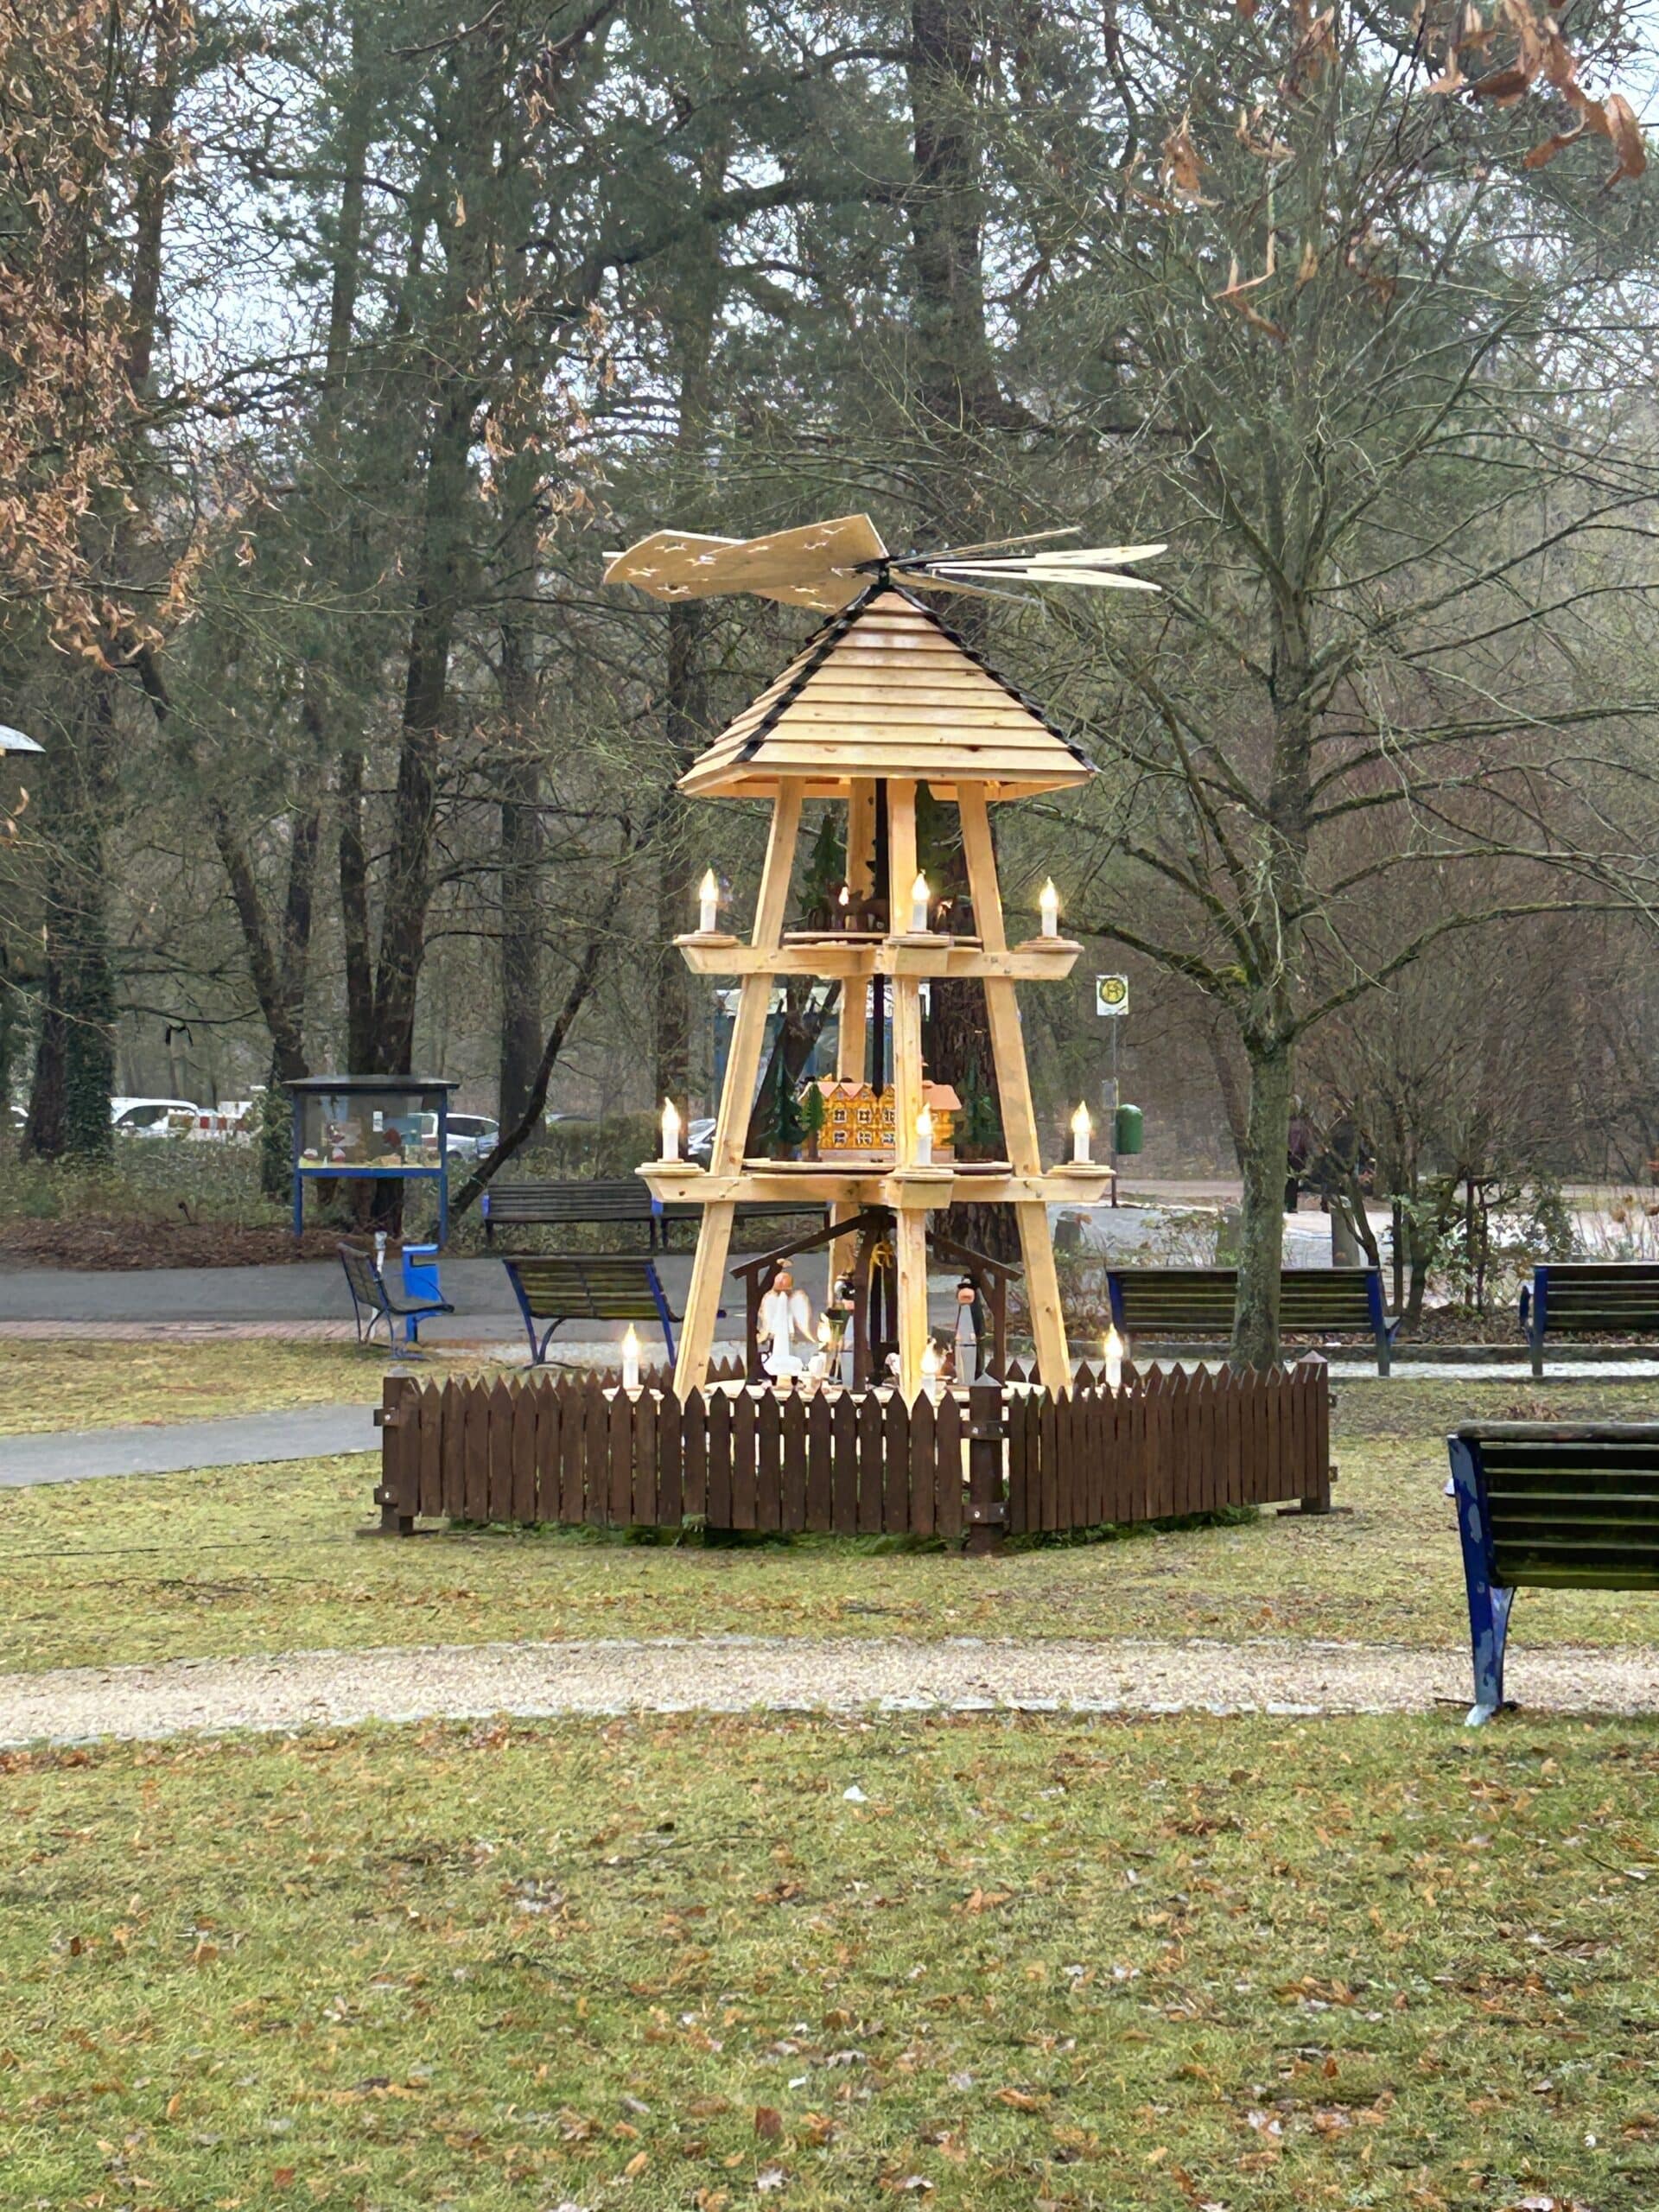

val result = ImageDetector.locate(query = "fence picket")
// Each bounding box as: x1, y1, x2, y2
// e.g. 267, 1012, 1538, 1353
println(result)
856, 1389, 885, 1534
780, 1394, 808, 1533
909, 1391, 935, 1538
831, 1389, 859, 1533
633, 1388, 658, 1527
935, 1389, 963, 1541
532, 1378, 561, 1521
756, 1392, 783, 1533
805, 1392, 833, 1531
732, 1390, 758, 1529
707, 1389, 733, 1528
882, 1390, 909, 1532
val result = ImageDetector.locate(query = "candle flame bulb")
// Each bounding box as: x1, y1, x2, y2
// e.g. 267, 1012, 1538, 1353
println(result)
697, 868, 719, 932
1071, 1100, 1092, 1164
913, 1103, 933, 1167
660, 1096, 681, 1161
910, 871, 931, 933
838, 881, 850, 906
1103, 1325, 1124, 1390
1039, 879, 1060, 937
621, 1323, 641, 1391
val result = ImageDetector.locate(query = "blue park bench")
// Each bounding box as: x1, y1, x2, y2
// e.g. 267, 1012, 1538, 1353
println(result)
498, 1253, 721, 1367
339, 1242, 454, 1349
1519, 1262, 1659, 1376
1103, 1266, 1400, 1375
1447, 1421, 1659, 1724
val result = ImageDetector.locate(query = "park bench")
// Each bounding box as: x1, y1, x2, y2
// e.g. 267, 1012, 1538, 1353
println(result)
480, 1178, 827, 1250
339, 1243, 454, 1350
499, 1253, 709, 1366
1519, 1262, 1659, 1376
1103, 1265, 1400, 1375
1447, 1421, 1659, 1724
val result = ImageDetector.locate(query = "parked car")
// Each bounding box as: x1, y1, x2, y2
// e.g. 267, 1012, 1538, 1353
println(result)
688, 1116, 716, 1166
111, 1096, 200, 1137
387, 1109, 499, 1160
446, 1113, 500, 1160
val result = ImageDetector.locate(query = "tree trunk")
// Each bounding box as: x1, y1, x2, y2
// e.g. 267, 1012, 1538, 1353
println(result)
338, 741, 374, 1071
494, 437, 544, 1130
1232, 1034, 1294, 1369
497, 742, 544, 1128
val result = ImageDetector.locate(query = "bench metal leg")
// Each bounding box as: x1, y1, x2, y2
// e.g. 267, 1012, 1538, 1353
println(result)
1529, 1336, 1544, 1380
1449, 1435, 1514, 1724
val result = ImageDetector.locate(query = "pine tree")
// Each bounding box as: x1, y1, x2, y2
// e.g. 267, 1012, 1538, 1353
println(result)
769, 1050, 805, 1156
800, 1078, 826, 1160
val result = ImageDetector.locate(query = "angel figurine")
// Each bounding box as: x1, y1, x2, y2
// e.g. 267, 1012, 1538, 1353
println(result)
760, 1262, 815, 1381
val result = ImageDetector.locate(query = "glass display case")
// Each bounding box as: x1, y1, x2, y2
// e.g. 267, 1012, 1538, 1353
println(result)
286, 1076, 459, 1242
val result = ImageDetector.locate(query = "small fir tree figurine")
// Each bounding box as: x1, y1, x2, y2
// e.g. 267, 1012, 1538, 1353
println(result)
769, 1051, 805, 1157
799, 1077, 827, 1161
958, 1057, 1003, 1160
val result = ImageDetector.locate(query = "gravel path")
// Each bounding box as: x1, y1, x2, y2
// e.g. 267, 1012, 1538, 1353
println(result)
3, 1635, 1655, 1745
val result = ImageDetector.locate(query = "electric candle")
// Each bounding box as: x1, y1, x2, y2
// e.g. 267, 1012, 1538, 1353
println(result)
660, 1097, 681, 1161
697, 868, 720, 933
1103, 1325, 1124, 1390
621, 1324, 641, 1392
1039, 879, 1060, 937
1071, 1101, 1092, 1164
910, 872, 931, 933
913, 1103, 933, 1167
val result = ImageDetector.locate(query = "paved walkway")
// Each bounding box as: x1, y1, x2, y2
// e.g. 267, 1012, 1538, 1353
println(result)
0, 1404, 379, 1486
2, 1634, 1654, 1746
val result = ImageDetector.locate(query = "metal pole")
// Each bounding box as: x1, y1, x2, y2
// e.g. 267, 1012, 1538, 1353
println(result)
1109, 1020, 1120, 1207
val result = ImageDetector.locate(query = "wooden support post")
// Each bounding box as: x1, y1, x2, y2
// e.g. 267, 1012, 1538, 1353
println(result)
676, 787, 802, 1394
369, 1375, 419, 1536
885, 779, 935, 1397
965, 1373, 1006, 1556
958, 788, 1071, 1392
829, 780, 878, 1303
893, 1205, 930, 1400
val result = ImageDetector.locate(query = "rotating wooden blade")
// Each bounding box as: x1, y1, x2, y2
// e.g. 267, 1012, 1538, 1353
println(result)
604, 513, 887, 610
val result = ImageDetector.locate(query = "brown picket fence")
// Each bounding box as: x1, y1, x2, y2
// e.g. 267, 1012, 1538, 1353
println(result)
373, 1358, 1330, 1548
1004, 1359, 1329, 1535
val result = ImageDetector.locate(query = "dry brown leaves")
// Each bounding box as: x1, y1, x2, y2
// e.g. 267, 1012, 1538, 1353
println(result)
1426, 0, 1647, 185
1159, 111, 1215, 205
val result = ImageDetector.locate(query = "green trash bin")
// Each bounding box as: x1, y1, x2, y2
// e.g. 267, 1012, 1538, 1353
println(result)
1113, 1102, 1144, 1155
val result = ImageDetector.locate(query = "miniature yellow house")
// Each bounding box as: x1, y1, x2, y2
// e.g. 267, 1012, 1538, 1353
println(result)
810, 1077, 959, 1164
610, 512, 1148, 1397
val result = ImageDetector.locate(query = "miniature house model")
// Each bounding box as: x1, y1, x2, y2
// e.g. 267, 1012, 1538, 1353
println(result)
810, 1077, 959, 1164
612, 513, 1148, 1397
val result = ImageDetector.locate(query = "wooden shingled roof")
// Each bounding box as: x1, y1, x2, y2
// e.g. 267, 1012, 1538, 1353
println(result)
678, 586, 1093, 801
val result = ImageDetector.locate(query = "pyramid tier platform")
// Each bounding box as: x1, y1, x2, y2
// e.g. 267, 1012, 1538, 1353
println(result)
674, 930, 1083, 980
639, 1161, 1113, 1212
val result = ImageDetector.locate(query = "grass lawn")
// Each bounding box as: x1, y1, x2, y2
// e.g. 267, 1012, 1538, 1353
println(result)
3, 1709, 1656, 2209
0, 1338, 505, 1435
3, 1376, 1658, 1674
